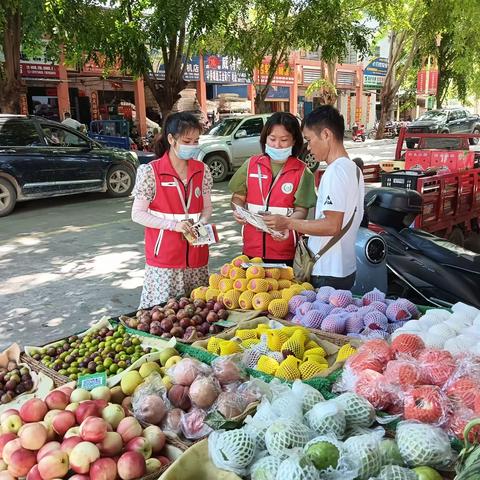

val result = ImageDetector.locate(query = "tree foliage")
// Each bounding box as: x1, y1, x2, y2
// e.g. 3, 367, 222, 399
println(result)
218, 0, 372, 112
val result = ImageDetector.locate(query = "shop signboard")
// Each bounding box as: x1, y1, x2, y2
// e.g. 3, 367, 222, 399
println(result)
20, 63, 59, 78
266, 86, 290, 99
363, 57, 388, 89
90, 92, 100, 120
154, 56, 201, 81
203, 55, 249, 84
255, 61, 294, 86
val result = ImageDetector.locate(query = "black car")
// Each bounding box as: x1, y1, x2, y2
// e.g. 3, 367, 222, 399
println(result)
0, 115, 139, 217
406, 108, 480, 148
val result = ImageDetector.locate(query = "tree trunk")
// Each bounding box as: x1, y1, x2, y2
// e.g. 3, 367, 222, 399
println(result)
254, 85, 269, 113
0, 7, 25, 113
144, 73, 186, 122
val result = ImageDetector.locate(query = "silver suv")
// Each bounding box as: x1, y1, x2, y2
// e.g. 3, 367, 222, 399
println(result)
197, 114, 317, 182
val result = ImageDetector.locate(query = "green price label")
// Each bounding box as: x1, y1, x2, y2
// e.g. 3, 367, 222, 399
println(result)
77, 372, 107, 391
214, 320, 236, 328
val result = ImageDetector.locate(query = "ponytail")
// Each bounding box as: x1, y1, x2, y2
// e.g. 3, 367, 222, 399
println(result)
154, 112, 202, 157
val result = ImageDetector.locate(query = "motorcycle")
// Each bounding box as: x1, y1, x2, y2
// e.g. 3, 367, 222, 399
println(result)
351, 124, 366, 142
367, 121, 398, 139
359, 187, 480, 308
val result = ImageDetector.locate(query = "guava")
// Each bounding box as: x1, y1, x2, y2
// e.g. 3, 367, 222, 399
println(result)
305, 440, 340, 471
413, 466, 443, 480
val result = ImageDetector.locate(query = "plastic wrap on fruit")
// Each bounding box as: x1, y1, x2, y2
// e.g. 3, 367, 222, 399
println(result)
131, 372, 168, 425
211, 353, 247, 385
236, 379, 265, 406
446, 406, 480, 442
212, 391, 250, 419
442, 354, 480, 407
167, 357, 212, 386
188, 375, 221, 409
160, 408, 184, 436
181, 407, 213, 440
403, 385, 451, 426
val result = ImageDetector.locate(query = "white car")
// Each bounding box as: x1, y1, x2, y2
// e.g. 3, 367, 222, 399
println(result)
197, 114, 317, 182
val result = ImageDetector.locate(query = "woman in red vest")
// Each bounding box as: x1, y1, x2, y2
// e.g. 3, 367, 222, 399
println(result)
131, 112, 213, 308
229, 112, 316, 265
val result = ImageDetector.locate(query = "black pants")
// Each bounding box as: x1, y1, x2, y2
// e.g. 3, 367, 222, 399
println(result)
263, 258, 294, 267
311, 271, 356, 290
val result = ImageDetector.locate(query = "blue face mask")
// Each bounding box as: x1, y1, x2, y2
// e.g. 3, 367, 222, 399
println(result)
265, 145, 292, 162
174, 143, 199, 160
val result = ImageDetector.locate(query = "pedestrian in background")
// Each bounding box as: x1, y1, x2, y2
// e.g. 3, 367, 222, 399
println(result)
131, 112, 213, 308
229, 112, 316, 266
264, 105, 364, 289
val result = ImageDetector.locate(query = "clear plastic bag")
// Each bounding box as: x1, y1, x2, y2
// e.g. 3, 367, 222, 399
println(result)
160, 407, 184, 436
168, 357, 212, 386
131, 372, 168, 425
211, 354, 247, 385
181, 407, 213, 440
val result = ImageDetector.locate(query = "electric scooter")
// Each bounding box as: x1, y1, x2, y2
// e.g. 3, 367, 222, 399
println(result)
363, 187, 480, 308
352, 123, 366, 142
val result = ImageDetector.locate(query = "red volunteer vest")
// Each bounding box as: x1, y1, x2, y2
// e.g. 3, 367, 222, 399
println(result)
145, 152, 208, 269
243, 154, 306, 260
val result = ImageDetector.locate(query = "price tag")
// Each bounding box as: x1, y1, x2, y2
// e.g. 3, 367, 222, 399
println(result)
77, 372, 107, 391
214, 320, 236, 328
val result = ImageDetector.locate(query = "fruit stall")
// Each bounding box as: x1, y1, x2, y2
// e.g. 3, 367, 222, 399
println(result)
1, 255, 480, 480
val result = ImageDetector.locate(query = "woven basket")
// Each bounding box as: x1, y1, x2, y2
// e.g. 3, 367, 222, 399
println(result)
20, 353, 69, 387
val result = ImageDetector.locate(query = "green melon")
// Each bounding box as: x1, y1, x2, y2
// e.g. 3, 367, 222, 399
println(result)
304, 440, 340, 471
377, 465, 418, 480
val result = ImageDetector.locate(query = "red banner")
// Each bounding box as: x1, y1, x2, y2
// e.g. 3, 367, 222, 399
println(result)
20, 63, 59, 78
417, 69, 438, 95
255, 61, 294, 86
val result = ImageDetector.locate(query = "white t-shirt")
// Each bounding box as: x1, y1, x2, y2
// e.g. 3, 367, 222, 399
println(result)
61, 117, 82, 130
308, 156, 364, 277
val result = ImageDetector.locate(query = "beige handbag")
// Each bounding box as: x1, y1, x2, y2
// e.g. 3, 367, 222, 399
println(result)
293, 167, 360, 283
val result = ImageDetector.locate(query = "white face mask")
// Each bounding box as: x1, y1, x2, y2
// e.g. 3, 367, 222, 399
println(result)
265, 145, 292, 162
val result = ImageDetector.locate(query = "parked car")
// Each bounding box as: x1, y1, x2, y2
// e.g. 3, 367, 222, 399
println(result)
406, 108, 480, 148
0, 115, 139, 217
197, 114, 317, 182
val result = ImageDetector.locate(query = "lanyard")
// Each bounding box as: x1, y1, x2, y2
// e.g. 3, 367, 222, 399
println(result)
257, 162, 285, 210
174, 178, 193, 220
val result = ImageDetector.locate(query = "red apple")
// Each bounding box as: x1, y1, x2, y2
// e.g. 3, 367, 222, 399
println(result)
75, 401, 101, 424
142, 425, 166, 454
126, 437, 152, 459
117, 451, 146, 480
69, 442, 100, 474
7, 448, 36, 477
19, 423, 47, 451
58, 386, 74, 398
101, 404, 125, 429
80, 416, 108, 443
157, 455, 171, 466
37, 451, 69, 480
96, 432, 123, 457
0, 434, 17, 459
116, 417, 142, 443
69, 475, 90, 480
52, 411, 76, 436
60, 436, 82, 455
45, 391, 69, 410
37, 442, 61, 462
43, 409, 62, 427
2, 439, 21, 465
90, 457, 117, 480
93, 399, 108, 411
19, 399, 48, 423
26, 464, 43, 480
0, 411, 18, 425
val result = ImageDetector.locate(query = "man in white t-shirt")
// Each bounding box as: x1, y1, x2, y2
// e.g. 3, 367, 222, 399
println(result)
264, 105, 364, 290
61, 112, 82, 145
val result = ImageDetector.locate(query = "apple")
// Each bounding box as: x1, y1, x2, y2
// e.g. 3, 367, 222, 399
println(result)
19, 399, 48, 423
121, 397, 132, 414
0, 472, 14, 480
90, 457, 117, 480
60, 436, 82, 455
64, 426, 81, 438
117, 451, 146, 480
2, 439, 22, 464
75, 401, 100, 424
116, 417, 142, 443
96, 432, 123, 457
37, 451, 69, 480
43, 409, 62, 427
80, 416, 108, 443
69, 442, 100, 474
26, 464, 43, 480
70, 389, 91, 403
65, 402, 80, 413
1, 415, 22, 435
39, 421, 56, 441
37, 442, 61, 462
58, 386, 74, 398
0, 434, 17, 459
19, 423, 47, 450
91, 387, 111, 402
101, 404, 125, 429
145, 458, 162, 474
69, 475, 90, 480
126, 437, 152, 459
0, 411, 18, 425
142, 425, 166, 453
157, 455, 171, 466
93, 399, 108, 411
52, 411, 76, 436
45, 391, 69, 410
7, 447, 36, 477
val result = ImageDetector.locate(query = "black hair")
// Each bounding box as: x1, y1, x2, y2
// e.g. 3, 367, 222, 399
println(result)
260, 112, 304, 157
155, 112, 202, 157
302, 105, 345, 142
